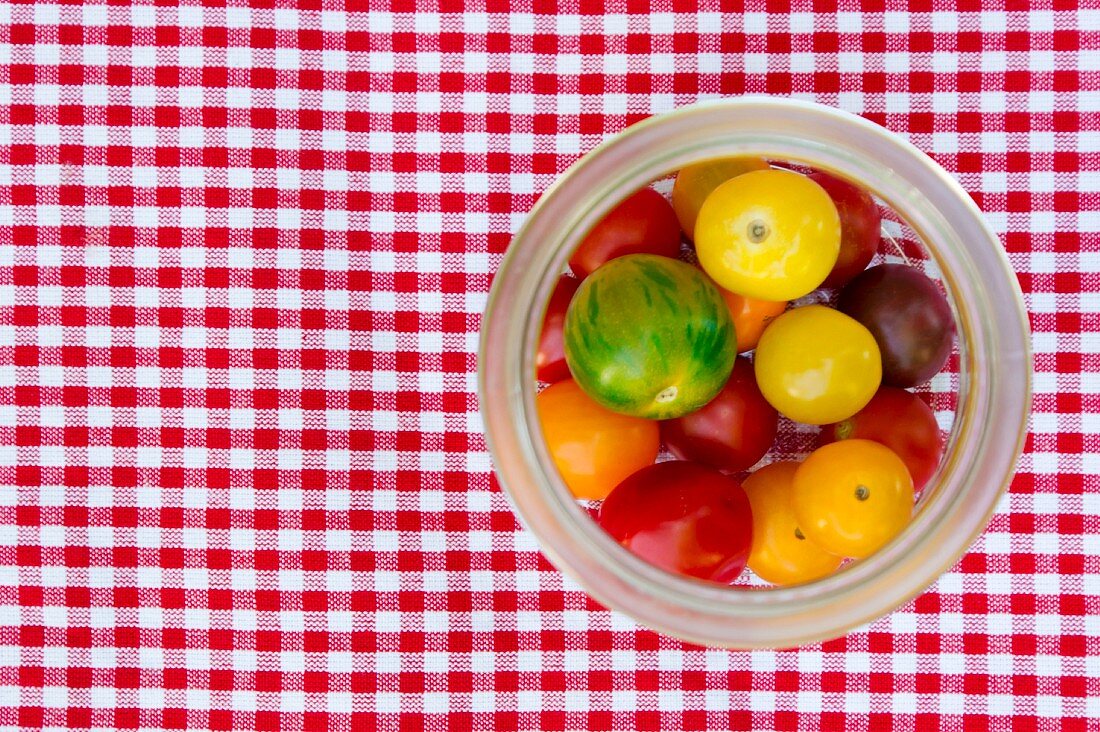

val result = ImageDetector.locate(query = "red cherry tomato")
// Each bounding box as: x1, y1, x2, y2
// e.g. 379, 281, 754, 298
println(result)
661, 357, 779, 473
808, 171, 882, 289
822, 386, 944, 491
536, 275, 580, 383
569, 187, 682, 279
599, 461, 754, 584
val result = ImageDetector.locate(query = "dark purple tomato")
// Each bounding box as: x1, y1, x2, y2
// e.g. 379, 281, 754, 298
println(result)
568, 188, 682, 279
599, 461, 753, 584
536, 275, 581, 383
808, 171, 882, 289
660, 356, 778, 473
838, 264, 955, 387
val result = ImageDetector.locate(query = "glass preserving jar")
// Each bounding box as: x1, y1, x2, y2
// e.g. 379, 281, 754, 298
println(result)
478, 97, 1031, 648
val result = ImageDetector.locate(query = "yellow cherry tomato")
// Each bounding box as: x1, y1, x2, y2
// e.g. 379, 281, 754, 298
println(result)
672, 156, 770, 241
536, 379, 659, 501
792, 440, 914, 559
695, 169, 841, 300
753, 305, 881, 425
743, 462, 843, 585
719, 289, 788, 353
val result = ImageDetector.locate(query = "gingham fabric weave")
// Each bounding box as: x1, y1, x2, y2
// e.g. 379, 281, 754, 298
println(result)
1, 2, 1097, 730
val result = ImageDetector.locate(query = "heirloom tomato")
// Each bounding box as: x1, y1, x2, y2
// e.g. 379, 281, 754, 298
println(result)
753, 305, 882, 425
536, 274, 581, 383
564, 255, 736, 420
672, 156, 770, 241
823, 386, 943, 491
838, 264, 955, 388
808, 171, 882, 289
718, 288, 787, 353
661, 357, 778, 473
742, 462, 843, 585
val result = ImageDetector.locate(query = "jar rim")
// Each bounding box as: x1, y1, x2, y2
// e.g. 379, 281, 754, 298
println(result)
478, 97, 1032, 648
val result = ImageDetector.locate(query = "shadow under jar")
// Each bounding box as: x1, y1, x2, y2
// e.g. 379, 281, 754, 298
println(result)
478, 97, 1031, 649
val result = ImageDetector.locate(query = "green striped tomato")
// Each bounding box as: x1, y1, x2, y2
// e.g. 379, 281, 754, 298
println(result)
563, 254, 736, 420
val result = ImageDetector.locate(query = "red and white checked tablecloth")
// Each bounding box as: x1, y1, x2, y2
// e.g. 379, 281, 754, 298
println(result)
0, 1, 1097, 730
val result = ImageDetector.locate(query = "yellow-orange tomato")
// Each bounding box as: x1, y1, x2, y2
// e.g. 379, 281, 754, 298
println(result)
672, 156, 770, 241
743, 462, 843, 585
792, 440, 914, 559
536, 379, 660, 500
695, 169, 841, 301
753, 305, 882, 425
719, 289, 788, 352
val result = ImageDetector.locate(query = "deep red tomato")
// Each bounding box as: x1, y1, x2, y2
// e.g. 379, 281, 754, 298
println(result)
838, 264, 955, 387
661, 356, 778, 473
822, 386, 943, 491
568, 187, 682, 279
536, 274, 580, 383
599, 461, 753, 584
808, 171, 882, 289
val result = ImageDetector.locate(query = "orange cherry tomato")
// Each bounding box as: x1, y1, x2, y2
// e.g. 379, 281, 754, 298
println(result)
743, 462, 843, 585
822, 386, 943, 491
719, 289, 788, 353
672, 156, 770, 241
792, 440, 914, 559
536, 379, 660, 500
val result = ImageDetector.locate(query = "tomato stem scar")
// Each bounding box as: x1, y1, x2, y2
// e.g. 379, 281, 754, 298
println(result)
655, 386, 678, 403
748, 219, 769, 243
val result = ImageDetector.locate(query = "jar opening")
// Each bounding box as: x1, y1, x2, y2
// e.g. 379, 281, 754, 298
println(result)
480, 98, 1031, 647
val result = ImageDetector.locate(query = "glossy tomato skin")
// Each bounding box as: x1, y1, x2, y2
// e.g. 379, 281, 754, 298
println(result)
536, 275, 581, 383
753, 305, 882, 425
792, 440, 914, 559
568, 187, 682, 279
672, 156, 770, 241
808, 171, 882, 289
838, 264, 955, 387
823, 386, 943, 491
599, 461, 753, 584
536, 379, 660, 501
661, 357, 778, 473
742, 462, 843, 586
695, 169, 841, 301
